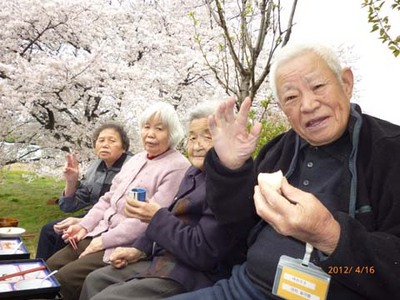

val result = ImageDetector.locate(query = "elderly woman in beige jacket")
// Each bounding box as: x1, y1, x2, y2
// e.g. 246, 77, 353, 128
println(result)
46, 102, 190, 300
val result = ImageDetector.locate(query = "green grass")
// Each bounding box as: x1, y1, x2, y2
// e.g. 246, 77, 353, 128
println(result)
0, 168, 81, 257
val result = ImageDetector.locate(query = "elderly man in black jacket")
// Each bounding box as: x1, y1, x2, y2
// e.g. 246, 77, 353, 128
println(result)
166, 43, 400, 300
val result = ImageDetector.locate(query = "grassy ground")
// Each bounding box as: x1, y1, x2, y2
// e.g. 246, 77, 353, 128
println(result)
0, 167, 81, 257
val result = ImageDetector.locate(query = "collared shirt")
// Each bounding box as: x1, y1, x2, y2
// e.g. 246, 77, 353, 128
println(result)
290, 132, 352, 213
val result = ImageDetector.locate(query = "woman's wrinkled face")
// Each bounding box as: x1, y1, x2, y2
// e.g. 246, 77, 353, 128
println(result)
141, 115, 170, 157
276, 52, 353, 146
187, 118, 213, 170
95, 128, 125, 167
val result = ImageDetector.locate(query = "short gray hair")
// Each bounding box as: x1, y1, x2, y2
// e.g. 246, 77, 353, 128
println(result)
269, 43, 343, 103
185, 101, 219, 131
139, 102, 184, 149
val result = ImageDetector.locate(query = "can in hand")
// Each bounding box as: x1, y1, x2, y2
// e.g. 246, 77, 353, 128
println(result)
129, 188, 146, 202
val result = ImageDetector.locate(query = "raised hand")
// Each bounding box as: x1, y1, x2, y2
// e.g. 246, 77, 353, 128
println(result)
63, 152, 80, 197
208, 97, 262, 169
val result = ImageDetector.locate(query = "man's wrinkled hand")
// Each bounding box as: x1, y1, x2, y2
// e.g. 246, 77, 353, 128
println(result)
254, 177, 340, 255
208, 97, 261, 170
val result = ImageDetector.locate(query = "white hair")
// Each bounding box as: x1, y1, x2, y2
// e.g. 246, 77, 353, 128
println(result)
269, 43, 344, 102
139, 102, 184, 149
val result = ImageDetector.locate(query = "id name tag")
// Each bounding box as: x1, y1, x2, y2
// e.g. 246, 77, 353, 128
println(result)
272, 255, 331, 300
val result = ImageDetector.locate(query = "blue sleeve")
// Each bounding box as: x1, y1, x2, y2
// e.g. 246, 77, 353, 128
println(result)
58, 182, 92, 212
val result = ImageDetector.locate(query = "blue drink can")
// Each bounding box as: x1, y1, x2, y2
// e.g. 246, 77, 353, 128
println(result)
129, 188, 146, 201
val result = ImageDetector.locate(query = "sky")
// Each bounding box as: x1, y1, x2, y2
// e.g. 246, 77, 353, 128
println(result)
284, 0, 400, 125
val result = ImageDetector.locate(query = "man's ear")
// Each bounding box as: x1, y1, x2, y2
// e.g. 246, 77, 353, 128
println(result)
341, 67, 354, 99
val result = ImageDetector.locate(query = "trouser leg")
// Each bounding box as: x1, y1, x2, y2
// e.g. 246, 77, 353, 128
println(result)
36, 218, 66, 260
79, 261, 149, 300
46, 238, 106, 300
163, 264, 266, 300
91, 276, 186, 300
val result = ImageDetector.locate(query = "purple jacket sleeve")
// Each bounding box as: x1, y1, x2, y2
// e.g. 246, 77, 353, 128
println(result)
137, 206, 235, 271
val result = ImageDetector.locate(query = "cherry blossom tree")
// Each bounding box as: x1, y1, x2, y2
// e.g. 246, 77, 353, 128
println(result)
0, 0, 225, 173
0, 0, 295, 174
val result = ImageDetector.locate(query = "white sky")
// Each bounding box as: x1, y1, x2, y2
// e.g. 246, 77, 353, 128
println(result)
285, 0, 400, 125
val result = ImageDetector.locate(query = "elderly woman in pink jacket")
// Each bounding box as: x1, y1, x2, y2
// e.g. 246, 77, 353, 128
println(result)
46, 102, 190, 300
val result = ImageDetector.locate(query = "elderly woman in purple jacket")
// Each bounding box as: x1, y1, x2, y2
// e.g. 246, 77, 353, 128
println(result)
46, 102, 190, 300
78, 102, 244, 300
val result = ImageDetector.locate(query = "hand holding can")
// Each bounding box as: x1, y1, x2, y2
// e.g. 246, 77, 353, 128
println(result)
129, 188, 146, 202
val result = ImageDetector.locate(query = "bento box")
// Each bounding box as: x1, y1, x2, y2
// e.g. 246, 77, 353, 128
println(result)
0, 258, 61, 299
0, 238, 30, 261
